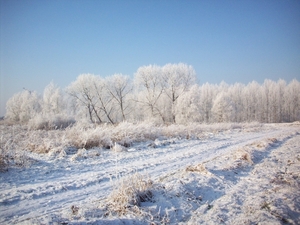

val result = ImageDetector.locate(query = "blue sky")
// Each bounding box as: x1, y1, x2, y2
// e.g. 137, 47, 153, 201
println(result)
1, 0, 300, 116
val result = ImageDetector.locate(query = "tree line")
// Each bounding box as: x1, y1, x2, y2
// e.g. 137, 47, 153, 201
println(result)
5, 63, 300, 125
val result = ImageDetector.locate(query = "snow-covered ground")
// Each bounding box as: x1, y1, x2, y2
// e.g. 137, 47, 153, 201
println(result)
0, 123, 299, 224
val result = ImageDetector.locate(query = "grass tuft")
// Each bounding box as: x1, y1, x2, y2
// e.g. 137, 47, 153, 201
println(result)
0, 153, 8, 172
106, 173, 153, 215
186, 163, 207, 173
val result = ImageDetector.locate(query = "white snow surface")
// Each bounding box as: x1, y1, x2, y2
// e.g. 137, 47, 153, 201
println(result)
1, 123, 300, 224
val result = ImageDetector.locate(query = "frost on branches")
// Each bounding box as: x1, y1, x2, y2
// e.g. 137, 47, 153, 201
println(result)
5, 63, 300, 125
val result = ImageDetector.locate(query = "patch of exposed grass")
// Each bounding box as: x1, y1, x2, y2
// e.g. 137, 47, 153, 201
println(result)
186, 163, 210, 175
0, 153, 8, 172
106, 173, 153, 215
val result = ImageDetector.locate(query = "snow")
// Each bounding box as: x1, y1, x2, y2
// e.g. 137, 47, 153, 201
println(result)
0, 123, 299, 224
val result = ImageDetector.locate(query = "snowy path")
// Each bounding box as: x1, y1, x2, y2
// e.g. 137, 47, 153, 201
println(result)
0, 124, 299, 224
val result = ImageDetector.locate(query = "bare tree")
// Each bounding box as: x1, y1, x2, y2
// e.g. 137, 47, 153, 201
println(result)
92, 77, 115, 124
106, 74, 132, 122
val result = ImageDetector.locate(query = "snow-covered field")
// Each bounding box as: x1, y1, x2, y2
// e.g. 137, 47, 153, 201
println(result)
0, 123, 299, 224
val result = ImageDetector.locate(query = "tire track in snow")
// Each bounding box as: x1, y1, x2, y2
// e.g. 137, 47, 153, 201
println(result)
0, 125, 297, 224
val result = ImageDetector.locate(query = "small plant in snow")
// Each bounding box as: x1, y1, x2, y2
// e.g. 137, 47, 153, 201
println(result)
111, 142, 126, 152
71, 148, 87, 161
186, 163, 210, 175
71, 205, 80, 215
59, 149, 67, 158
106, 173, 153, 215
236, 149, 253, 164
0, 153, 8, 172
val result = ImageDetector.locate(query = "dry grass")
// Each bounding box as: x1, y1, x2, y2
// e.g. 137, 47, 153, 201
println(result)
252, 137, 278, 149
0, 154, 8, 172
106, 173, 153, 215
240, 152, 252, 163
0, 124, 39, 170
267, 138, 278, 143
186, 163, 211, 175
236, 149, 253, 164
0, 122, 264, 167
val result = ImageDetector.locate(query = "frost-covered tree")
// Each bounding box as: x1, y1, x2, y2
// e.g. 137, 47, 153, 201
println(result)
228, 83, 245, 122
66, 74, 102, 123
276, 79, 286, 122
134, 65, 166, 122
6, 90, 41, 122
262, 79, 273, 123
162, 63, 197, 123
269, 80, 280, 123
175, 84, 202, 124
211, 91, 236, 122
285, 79, 300, 122
92, 76, 115, 124
106, 74, 132, 122
198, 83, 218, 123
42, 82, 64, 115
242, 81, 261, 122
5, 63, 300, 125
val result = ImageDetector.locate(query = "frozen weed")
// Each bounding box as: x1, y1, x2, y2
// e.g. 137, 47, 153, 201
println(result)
70, 205, 80, 215
59, 149, 67, 158
186, 163, 210, 175
70, 148, 88, 161
0, 153, 8, 172
106, 173, 153, 215
111, 142, 126, 152
235, 149, 253, 164
252, 137, 278, 149
268, 138, 278, 143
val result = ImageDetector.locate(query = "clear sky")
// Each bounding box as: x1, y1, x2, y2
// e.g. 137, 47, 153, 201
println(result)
1, 0, 300, 116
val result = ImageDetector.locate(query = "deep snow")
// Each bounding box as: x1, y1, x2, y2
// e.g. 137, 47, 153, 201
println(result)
0, 123, 299, 224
